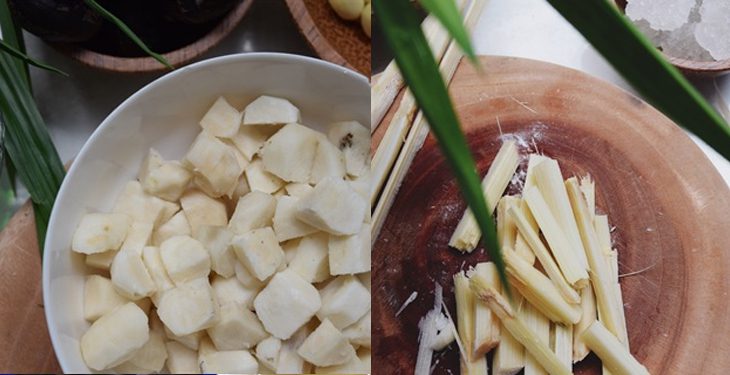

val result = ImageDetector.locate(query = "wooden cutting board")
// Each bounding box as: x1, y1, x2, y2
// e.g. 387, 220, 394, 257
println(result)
285, 0, 371, 76
373, 56, 730, 374
0, 202, 61, 373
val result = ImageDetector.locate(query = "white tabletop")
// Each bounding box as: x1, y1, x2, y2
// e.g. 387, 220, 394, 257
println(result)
472, 0, 730, 186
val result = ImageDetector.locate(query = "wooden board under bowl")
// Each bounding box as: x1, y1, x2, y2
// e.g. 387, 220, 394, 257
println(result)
285, 0, 371, 76
373, 56, 730, 374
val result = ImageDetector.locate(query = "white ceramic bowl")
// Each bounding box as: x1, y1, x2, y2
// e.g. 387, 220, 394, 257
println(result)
42, 53, 369, 373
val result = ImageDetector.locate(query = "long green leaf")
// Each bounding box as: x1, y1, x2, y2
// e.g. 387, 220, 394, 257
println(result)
373, 0, 509, 293
547, 0, 730, 159
83, 0, 173, 69
419, 0, 477, 64
0, 39, 68, 76
0, 51, 65, 249
0, 0, 29, 87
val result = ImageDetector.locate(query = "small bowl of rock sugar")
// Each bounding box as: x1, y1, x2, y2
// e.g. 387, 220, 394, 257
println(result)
617, 0, 730, 75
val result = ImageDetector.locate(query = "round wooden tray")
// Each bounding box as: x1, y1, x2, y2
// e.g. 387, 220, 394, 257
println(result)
54, 0, 255, 73
285, 0, 371, 76
373, 56, 730, 374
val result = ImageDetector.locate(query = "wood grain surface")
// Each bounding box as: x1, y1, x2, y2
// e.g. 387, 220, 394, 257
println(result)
0, 202, 61, 373
373, 56, 730, 374
54, 0, 255, 73
285, 0, 371, 76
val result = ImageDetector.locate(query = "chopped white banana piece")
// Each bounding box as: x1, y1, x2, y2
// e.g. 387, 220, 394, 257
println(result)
114, 312, 168, 373
194, 225, 235, 278
84, 275, 129, 322
329, 0, 364, 20
157, 277, 219, 336
153, 210, 191, 246
310, 136, 347, 184
296, 177, 367, 235
298, 319, 356, 367
231, 227, 285, 281
197, 335, 217, 366
254, 269, 321, 339
230, 173, 251, 199
186, 132, 244, 198
80, 302, 149, 371
277, 324, 314, 373
243, 95, 301, 126
164, 326, 205, 351
273, 196, 318, 241
159, 200, 180, 224
160, 235, 211, 285
200, 96, 242, 138
342, 310, 371, 348
260, 123, 320, 183
119, 221, 154, 256
179, 189, 228, 236
211, 274, 260, 310
289, 233, 330, 283
327, 121, 369, 177
329, 224, 370, 275
318, 275, 371, 330
228, 190, 276, 235
285, 182, 314, 197
72, 213, 130, 254
85, 250, 118, 271
207, 303, 268, 350
234, 261, 265, 290
200, 350, 259, 374
110, 248, 157, 300
113, 181, 170, 228
141, 246, 175, 293
245, 158, 284, 194
256, 336, 282, 372
230, 124, 279, 160
165, 341, 200, 374
138, 149, 192, 202
361, 2, 371, 37
282, 239, 299, 264
358, 272, 371, 292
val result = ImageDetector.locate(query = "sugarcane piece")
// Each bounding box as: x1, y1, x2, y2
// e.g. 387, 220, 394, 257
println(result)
522, 302, 550, 375
513, 198, 537, 265
449, 140, 520, 252
573, 284, 597, 362
454, 271, 476, 362
371, 0, 489, 239
582, 321, 649, 375
523, 186, 589, 288
532, 158, 589, 269
579, 175, 596, 219
492, 327, 524, 375
565, 178, 623, 341
497, 196, 519, 250
463, 355, 489, 375
595, 215, 629, 348
551, 323, 573, 369
594, 214, 613, 256
507, 205, 580, 304
470, 263, 501, 357
469, 279, 571, 375
503, 251, 581, 325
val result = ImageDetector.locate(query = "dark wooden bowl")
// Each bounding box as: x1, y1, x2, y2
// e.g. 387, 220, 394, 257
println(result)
53, 0, 254, 73
615, 0, 730, 75
284, 0, 371, 76
373, 56, 730, 374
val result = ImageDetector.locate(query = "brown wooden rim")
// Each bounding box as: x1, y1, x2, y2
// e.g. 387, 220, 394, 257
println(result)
52, 0, 255, 73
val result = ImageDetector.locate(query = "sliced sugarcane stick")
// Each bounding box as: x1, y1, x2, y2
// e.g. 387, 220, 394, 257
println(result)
449, 140, 520, 252
595, 214, 629, 348
565, 178, 623, 342
508, 205, 580, 304
462, 355, 489, 375
370, 0, 468, 131
594, 214, 613, 256
523, 186, 589, 288
551, 323, 573, 369
371, 0, 489, 239
469, 278, 571, 375
573, 283, 597, 362
469, 263, 501, 357
579, 175, 596, 219
522, 302, 550, 375
582, 321, 649, 375
513, 233, 535, 265
454, 271, 476, 362
493, 325, 525, 375
532, 159, 590, 270
503, 251, 581, 325
497, 196, 519, 250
